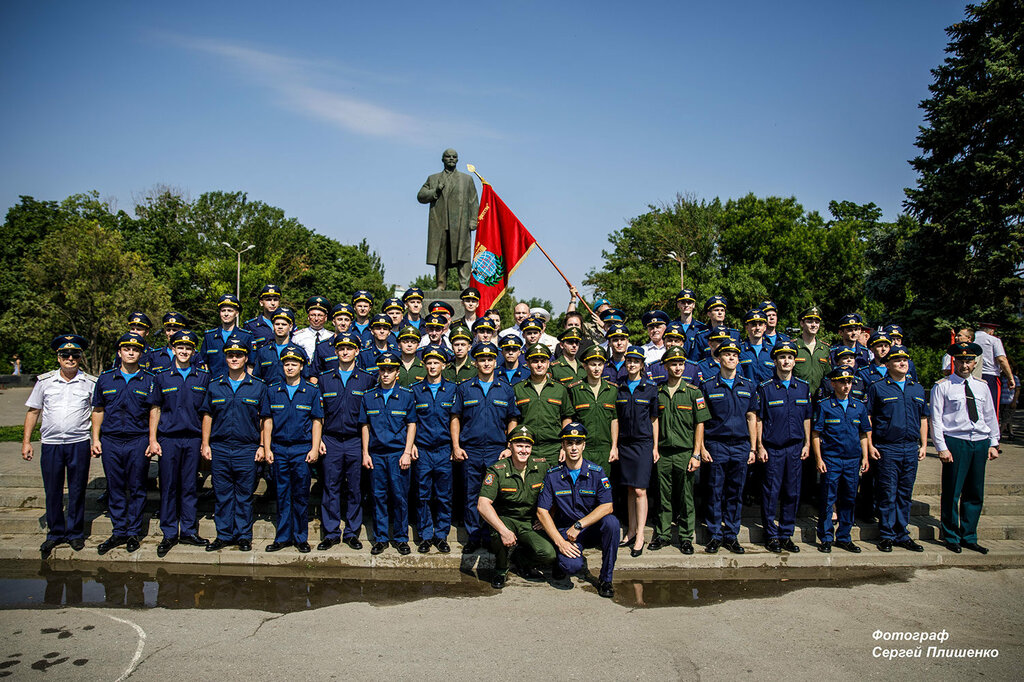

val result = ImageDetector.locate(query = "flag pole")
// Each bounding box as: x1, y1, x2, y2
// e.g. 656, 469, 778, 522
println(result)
466, 164, 596, 318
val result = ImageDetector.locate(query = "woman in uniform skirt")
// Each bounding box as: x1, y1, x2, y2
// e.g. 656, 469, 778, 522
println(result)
615, 346, 660, 556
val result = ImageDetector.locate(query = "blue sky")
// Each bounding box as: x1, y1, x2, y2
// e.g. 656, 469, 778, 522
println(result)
0, 1, 967, 306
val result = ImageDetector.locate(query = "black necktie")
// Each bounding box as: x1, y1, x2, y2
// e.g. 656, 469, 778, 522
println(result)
964, 380, 979, 422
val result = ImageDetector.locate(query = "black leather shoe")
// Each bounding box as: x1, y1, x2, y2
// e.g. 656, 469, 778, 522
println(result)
490, 573, 507, 589
462, 540, 481, 554
944, 542, 962, 553
238, 539, 252, 552
125, 536, 141, 553
551, 565, 567, 581
417, 540, 432, 554
765, 538, 782, 553
396, 542, 411, 555
962, 542, 989, 554
835, 541, 861, 553
370, 541, 387, 555
705, 539, 721, 554
520, 567, 546, 582
680, 540, 694, 555
265, 542, 289, 552
647, 537, 669, 551
818, 542, 832, 553
206, 538, 232, 552
598, 581, 614, 598
343, 537, 362, 550
179, 534, 208, 546
434, 538, 451, 554
722, 538, 745, 554
630, 545, 644, 558
157, 538, 177, 557
895, 539, 923, 552
877, 539, 893, 552
40, 538, 62, 558
97, 536, 127, 555
69, 538, 85, 551
318, 538, 339, 551
780, 538, 800, 553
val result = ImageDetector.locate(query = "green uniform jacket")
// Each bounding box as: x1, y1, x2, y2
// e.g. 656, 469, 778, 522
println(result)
513, 380, 574, 450
479, 456, 550, 520
443, 358, 477, 383
550, 357, 587, 387
567, 379, 619, 453
794, 338, 831, 395
398, 357, 428, 387
657, 381, 711, 450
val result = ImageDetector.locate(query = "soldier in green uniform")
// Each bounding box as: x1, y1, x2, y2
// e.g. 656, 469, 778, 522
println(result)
513, 344, 574, 465
397, 326, 427, 387
567, 346, 619, 473
794, 306, 830, 395
443, 326, 476, 383
477, 425, 556, 588
649, 346, 712, 554
550, 327, 587, 387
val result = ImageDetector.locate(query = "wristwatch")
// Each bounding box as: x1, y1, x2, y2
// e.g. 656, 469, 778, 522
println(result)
573, 521, 583, 531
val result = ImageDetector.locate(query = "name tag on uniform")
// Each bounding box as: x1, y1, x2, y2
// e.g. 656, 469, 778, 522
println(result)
211, 398, 226, 404
500, 487, 517, 492
825, 418, 841, 424
580, 489, 596, 495
531, 483, 543, 489
516, 398, 530, 406
796, 399, 809, 405
575, 403, 591, 410
708, 393, 724, 399
555, 490, 572, 496
738, 391, 751, 398
636, 398, 649, 404
352, 390, 365, 396
546, 398, 562, 405
323, 392, 338, 398
493, 400, 508, 406
603, 403, 615, 409
296, 404, 311, 411
882, 396, 899, 402
103, 389, 117, 395
677, 404, 692, 410
271, 404, 285, 409
391, 410, 407, 415
243, 398, 258, 405
191, 386, 206, 392
442, 402, 452, 408
416, 403, 429, 410
464, 399, 479, 406
134, 389, 148, 396
162, 387, 179, 393
768, 399, 784, 406
366, 409, 380, 415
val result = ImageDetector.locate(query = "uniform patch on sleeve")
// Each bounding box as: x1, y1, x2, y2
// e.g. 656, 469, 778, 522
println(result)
483, 473, 494, 486
602, 478, 611, 489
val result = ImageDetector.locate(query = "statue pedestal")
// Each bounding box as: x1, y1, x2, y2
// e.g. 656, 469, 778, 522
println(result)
423, 290, 469, 317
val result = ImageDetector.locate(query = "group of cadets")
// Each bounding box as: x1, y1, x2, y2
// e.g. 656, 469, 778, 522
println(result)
23, 282, 1002, 598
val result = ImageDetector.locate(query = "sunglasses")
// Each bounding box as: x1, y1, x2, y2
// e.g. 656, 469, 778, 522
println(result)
58, 351, 82, 359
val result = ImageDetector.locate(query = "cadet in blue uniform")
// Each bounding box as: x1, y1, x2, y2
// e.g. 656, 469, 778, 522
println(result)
497, 335, 529, 385
265, 345, 323, 553
755, 340, 812, 553
146, 330, 211, 556
602, 323, 631, 383
758, 300, 791, 348
254, 308, 311, 386
858, 331, 893, 386
536, 423, 618, 599
615, 345, 660, 557
693, 295, 741, 361
739, 309, 775, 385
411, 346, 456, 553
450, 342, 520, 552
244, 284, 283, 350
672, 289, 707, 361
111, 311, 154, 371
700, 340, 758, 554
694, 327, 731, 384
400, 287, 426, 335
829, 313, 872, 369
358, 313, 397, 373
311, 303, 355, 375
882, 325, 919, 382
812, 367, 871, 553
317, 331, 376, 550
816, 347, 868, 404
382, 297, 406, 331
471, 317, 497, 347
351, 290, 375, 347
200, 336, 272, 552
144, 312, 189, 372
201, 294, 255, 378
359, 352, 417, 555
865, 345, 929, 552
91, 332, 155, 554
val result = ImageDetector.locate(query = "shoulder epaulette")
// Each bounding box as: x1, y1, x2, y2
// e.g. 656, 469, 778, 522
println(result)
685, 382, 700, 390
82, 372, 98, 381
492, 461, 508, 470
587, 462, 605, 473
37, 370, 56, 380
530, 456, 547, 464
100, 368, 115, 375
794, 377, 809, 385
398, 385, 414, 394
245, 317, 259, 324
251, 376, 266, 384
759, 379, 772, 387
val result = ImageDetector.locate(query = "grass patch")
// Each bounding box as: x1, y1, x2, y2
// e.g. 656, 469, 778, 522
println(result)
0, 425, 38, 442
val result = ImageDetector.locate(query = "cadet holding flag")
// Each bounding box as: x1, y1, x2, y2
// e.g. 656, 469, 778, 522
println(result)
477, 425, 556, 589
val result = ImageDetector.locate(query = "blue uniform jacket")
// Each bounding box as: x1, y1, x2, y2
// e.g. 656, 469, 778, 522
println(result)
411, 379, 457, 450
672, 319, 707, 361
700, 374, 759, 442
756, 375, 812, 447
738, 341, 775, 385
694, 358, 721, 384
537, 460, 613, 527
357, 343, 397, 375
200, 327, 255, 379
312, 336, 342, 375
451, 377, 520, 452
693, 327, 742, 362
813, 397, 871, 460
147, 366, 210, 437
601, 360, 629, 385
92, 369, 156, 437
253, 342, 311, 386
864, 376, 928, 445
615, 378, 660, 441
497, 365, 529, 386
268, 380, 324, 447
817, 374, 867, 404
829, 342, 872, 370
645, 359, 698, 386
359, 385, 417, 453
144, 346, 204, 373
243, 316, 274, 351
318, 367, 376, 438
200, 373, 271, 447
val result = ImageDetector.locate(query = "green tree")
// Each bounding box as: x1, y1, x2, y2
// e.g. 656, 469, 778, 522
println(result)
903, 0, 1024, 337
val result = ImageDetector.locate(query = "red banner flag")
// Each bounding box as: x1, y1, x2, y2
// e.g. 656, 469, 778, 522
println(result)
471, 183, 537, 311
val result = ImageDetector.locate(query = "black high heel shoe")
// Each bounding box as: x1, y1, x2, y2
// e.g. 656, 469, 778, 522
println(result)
619, 536, 635, 548
630, 544, 644, 558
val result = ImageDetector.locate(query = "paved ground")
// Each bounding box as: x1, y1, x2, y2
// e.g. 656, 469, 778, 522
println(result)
0, 566, 1020, 681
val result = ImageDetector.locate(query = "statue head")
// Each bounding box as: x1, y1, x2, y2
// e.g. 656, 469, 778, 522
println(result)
442, 148, 458, 171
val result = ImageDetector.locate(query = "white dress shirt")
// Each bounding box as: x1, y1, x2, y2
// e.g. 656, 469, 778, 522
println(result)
642, 341, 666, 365
292, 326, 331, 359
973, 330, 1006, 376
25, 369, 97, 444
929, 374, 999, 451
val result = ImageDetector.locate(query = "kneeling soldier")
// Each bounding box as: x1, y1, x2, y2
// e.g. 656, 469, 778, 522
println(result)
477, 425, 556, 588
536, 423, 619, 599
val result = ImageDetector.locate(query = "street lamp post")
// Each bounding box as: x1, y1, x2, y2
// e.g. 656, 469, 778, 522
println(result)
666, 251, 698, 289
222, 242, 256, 300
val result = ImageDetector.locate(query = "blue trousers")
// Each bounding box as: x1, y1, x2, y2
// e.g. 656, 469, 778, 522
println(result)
817, 457, 860, 542
210, 443, 258, 541
876, 442, 920, 542
272, 444, 312, 544
370, 450, 410, 542
101, 435, 149, 537
463, 448, 502, 542
414, 447, 452, 542
321, 434, 363, 540
556, 515, 620, 583
760, 442, 803, 540
40, 440, 91, 541
157, 436, 201, 539
705, 440, 749, 541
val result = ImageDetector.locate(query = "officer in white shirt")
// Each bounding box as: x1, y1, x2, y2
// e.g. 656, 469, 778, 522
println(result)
641, 310, 670, 364
974, 322, 1015, 418
930, 341, 999, 555
22, 334, 97, 557
292, 296, 332, 359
